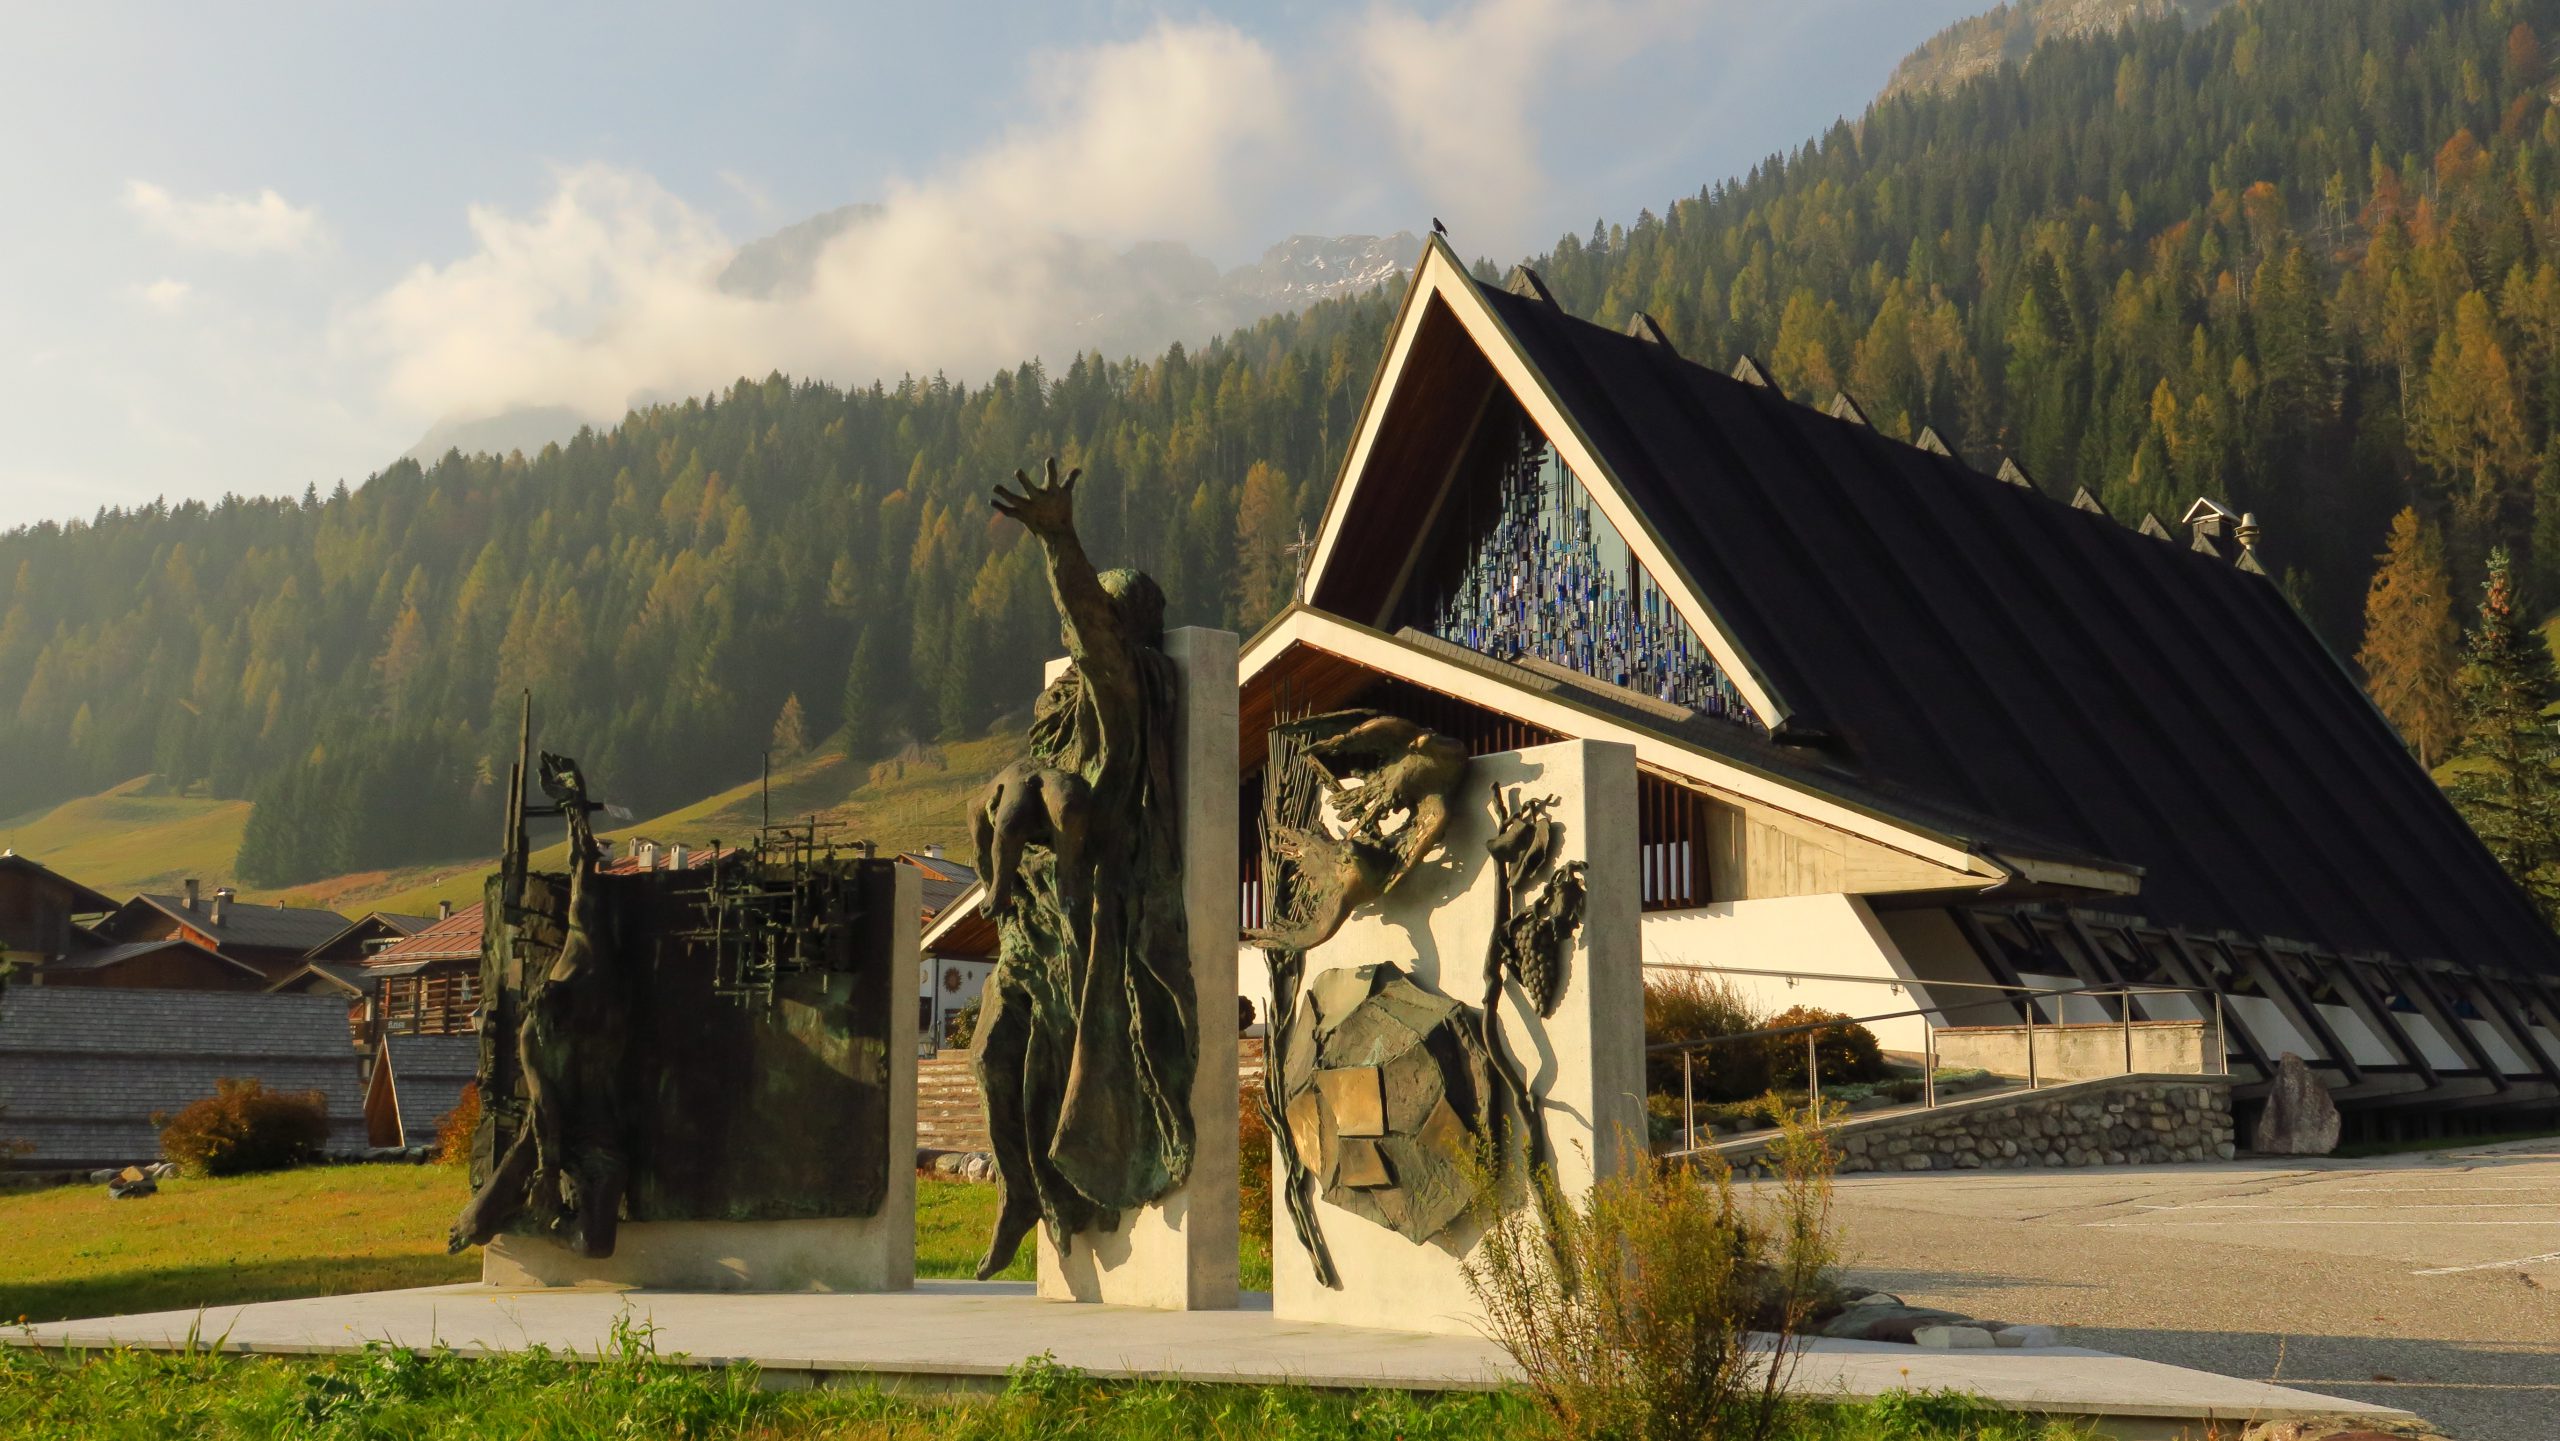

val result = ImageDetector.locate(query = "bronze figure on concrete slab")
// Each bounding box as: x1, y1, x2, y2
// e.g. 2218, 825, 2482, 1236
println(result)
970, 458, 1198, 1280
452, 751, 629, 1257
1246, 711, 1468, 953
452, 700, 905, 1262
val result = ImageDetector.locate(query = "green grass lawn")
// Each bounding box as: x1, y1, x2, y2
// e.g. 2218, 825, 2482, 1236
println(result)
0, 1166, 1264, 1325
0, 1167, 2070, 1440
0, 776, 252, 903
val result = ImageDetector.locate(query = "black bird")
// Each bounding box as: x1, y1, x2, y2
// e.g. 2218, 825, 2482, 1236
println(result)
1431, 217, 1448, 239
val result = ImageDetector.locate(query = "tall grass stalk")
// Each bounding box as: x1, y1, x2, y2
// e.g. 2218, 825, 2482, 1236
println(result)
1464, 1110, 1839, 1441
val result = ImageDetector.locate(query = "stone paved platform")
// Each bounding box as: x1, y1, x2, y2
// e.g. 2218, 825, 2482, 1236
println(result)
8, 1281, 2410, 1439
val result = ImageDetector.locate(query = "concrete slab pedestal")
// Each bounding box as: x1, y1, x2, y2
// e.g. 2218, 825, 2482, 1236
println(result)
1035, 626, 1241, 1310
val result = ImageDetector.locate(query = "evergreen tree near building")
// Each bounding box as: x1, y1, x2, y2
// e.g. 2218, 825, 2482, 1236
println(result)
2357, 508, 2461, 768
2449, 547, 2560, 920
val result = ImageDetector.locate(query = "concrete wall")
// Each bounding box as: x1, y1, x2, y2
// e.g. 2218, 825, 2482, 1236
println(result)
1934, 1019, 2208, 1082
1270, 739, 1644, 1337
1640, 895, 1936, 1052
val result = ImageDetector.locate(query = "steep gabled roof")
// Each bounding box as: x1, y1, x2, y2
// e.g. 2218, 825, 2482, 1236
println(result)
0, 851, 116, 915
302, 911, 434, 961
1297, 236, 2560, 976
368, 903, 485, 966
115, 893, 354, 954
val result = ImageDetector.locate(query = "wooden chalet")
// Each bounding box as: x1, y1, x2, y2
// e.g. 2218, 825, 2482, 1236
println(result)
1226, 236, 2560, 1134
361, 902, 485, 1038
88, 881, 353, 984
0, 850, 115, 969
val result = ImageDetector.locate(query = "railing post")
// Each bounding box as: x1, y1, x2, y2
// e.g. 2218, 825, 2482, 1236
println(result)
2025, 1000, 2038, 1091
1807, 1033, 1821, 1115
2123, 992, 2135, 1077
2214, 990, 2228, 1076
1924, 1016, 1937, 1108
1682, 1047, 1696, 1153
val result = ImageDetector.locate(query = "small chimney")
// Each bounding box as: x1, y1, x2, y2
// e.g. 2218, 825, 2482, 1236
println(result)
640, 841, 659, 871
212, 887, 233, 925
669, 844, 688, 871
438, 899, 454, 921
183, 878, 199, 911
2236, 511, 2262, 553
924, 843, 943, 860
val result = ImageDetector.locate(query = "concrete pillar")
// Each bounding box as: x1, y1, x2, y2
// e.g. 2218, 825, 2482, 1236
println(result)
1036, 625, 1242, 1310
1270, 738, 1644, 1335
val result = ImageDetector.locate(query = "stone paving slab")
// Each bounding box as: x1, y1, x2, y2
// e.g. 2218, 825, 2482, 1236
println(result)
8, 1280, 2409, 1435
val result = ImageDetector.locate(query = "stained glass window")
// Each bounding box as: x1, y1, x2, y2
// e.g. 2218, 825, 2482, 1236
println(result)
1395, 408, 1759, 728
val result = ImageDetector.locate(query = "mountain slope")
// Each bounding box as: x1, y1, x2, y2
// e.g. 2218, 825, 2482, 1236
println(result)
1883, 0, 2234, 100
8, 0, 2555, 890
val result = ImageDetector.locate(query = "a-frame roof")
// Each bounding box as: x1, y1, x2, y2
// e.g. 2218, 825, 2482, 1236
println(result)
1297, 236, 2560, 977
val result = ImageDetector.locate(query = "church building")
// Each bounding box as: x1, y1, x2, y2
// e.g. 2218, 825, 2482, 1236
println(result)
1236, 234, 2560, 1133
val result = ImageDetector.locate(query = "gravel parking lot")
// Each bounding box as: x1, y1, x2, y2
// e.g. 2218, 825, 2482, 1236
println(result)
1822, 1136, 2560, 1441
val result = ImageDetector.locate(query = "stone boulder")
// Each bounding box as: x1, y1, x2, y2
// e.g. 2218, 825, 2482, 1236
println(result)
2251, 1053, 2340, 1156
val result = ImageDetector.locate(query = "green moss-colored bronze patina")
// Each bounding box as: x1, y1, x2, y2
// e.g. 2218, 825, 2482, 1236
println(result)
451, 735, 902, 1259
968, 459, 1198, 1281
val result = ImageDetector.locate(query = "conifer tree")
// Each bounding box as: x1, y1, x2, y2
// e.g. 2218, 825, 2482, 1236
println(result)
2449, 547, 2560, 919
770, 692, 808, 760
2357, 508, 2460, 768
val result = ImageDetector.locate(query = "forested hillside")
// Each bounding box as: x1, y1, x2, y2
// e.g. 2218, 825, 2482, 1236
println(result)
6, 0, 2557, 885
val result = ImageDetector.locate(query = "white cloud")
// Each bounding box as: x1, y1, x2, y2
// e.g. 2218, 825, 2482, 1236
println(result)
125, 179, 320, 255
1349, 0, 1707, 256
132, 277, 191, 311
349, 21, 1292, 427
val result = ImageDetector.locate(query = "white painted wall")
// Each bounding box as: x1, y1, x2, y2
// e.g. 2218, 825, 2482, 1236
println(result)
1638, 895, 1935, 1053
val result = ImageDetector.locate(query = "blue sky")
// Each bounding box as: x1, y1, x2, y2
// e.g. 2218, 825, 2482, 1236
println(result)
0, 1, 1982, 531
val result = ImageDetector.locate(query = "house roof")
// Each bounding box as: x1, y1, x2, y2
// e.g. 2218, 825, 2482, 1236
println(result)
0, 851, 116, 915
377, 1033, 478, 1140
267, 960, 372, 996
42, 936, 267, 982
900, 852, 979, 921
1302, 238, 2560, 977
302, 911, 434, 960
119, 893, 355, 954
0, 986, 367, 1166
367, 903, 485, 966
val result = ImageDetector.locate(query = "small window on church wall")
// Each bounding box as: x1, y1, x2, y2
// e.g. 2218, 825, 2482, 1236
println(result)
1394, 404, 1759, 726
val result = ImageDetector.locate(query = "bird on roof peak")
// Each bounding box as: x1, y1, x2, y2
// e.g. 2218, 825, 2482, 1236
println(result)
1431, 217, 1448, 239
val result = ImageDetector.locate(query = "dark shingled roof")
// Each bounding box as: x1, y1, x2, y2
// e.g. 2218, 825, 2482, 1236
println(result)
379, 1034, 478, 1143
43, 937, 263, 980
0, 988, 366, 1167
1467, 276, 2560, 977
0, 852, 116, 914
124, 893, 354, 954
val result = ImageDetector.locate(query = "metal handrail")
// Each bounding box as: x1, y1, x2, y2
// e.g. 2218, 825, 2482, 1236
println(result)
1653, 977, 2231, 1153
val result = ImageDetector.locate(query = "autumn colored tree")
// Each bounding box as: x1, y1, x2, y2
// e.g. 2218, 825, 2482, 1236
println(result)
2358, 509, 2461, 768
2450, 547, 2560, 919
1233, 461, 1298, 625
770, 692, 808, 760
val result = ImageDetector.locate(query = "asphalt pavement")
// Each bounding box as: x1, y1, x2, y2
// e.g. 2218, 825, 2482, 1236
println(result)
1819, 1137, 2560, 1441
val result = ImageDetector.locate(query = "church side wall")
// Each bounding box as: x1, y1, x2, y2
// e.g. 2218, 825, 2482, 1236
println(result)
1640, 895, 1934, 1053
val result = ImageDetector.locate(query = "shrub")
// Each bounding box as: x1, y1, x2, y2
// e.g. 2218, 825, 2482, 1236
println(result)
1761, 1006, 1889, 1090
156, 1077, 330, 1177
1643, 971, 1771, 1103
1239, 1083, 1274, 1253
944, 995, 982, 1049
434, 1082, 480, 1166
1465, 1112, 1840, 1441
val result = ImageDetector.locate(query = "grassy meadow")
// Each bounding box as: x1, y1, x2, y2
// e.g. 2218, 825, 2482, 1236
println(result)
0, 776, 251, 903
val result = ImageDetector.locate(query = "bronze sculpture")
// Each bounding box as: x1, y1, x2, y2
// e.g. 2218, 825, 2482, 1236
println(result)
452, 709, 904, 1259
970, 459, 1198, 1280
451, 752, 628, 1257
1246, 712, 1467, 953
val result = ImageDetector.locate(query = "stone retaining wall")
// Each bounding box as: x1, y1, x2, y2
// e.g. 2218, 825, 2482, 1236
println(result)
1717, 1074, 2235, 1174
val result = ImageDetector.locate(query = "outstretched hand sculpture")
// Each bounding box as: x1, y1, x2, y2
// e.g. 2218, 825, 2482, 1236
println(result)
968, 456, 1198, 1281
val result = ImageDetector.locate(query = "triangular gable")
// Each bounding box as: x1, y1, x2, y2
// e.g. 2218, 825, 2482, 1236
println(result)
1299, 234, 1792, 729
